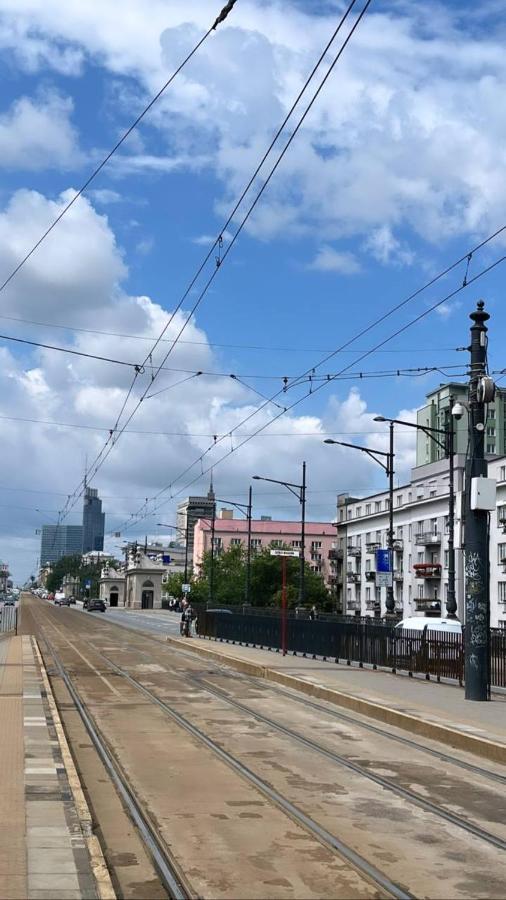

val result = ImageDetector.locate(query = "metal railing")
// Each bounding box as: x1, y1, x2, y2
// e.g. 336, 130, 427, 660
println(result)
196, 611, 506, 689
0, 605, 17, 634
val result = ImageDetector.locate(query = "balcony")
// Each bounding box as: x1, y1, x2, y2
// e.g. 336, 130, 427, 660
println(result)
365, 599, 381, 611
414, 597, 442, 612
415, 532, 441, 546
328, 574, 344, 586
413, 562, 442, 579
393, 539, 404, 552
346, 600, 362, 612
328, 548, 344, 561
366, 542, 380, 553
347, 546, 362, 557
365, 570, 376, 581
348, 572, 361, 583
394, 571, 404, 581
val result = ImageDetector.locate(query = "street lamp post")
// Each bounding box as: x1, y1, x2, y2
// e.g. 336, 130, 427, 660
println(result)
324, 438, 395, 613
212, 487, 253, 603
373, 414, 457, 619
253, 462, 307, 605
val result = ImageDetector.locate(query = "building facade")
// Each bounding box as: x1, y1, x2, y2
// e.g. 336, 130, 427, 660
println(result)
193, 513, 336, 587
331, 455, 506, 628
0, 560, 9, 595
176, 484, 216, 571
40, 525, 83, 565
82, 487, 105, 553
416, 382, 506, 465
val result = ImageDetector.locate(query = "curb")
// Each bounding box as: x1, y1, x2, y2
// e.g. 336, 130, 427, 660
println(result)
166, 635, 506, 766
32, 637, 116, 900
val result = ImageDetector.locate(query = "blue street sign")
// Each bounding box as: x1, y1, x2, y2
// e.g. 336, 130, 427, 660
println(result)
162, 554, 171, 565
85, 579, 92, 588
376, 549, 391, 573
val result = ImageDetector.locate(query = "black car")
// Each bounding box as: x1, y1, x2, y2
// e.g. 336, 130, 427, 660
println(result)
87, 599, 106, 613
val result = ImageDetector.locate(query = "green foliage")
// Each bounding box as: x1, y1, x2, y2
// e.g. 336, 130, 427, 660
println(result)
46, 554, 115, 596
191, 542, 329, 608
162, 572, 185, 599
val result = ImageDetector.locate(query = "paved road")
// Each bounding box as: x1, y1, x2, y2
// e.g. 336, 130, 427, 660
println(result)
21, 593, 506, 899
82, 604, 183, 637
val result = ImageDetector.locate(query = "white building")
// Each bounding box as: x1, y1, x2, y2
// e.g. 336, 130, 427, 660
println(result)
331, 455, 506, 628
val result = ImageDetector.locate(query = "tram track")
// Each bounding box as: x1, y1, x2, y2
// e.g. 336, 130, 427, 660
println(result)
26, 601, 506, 900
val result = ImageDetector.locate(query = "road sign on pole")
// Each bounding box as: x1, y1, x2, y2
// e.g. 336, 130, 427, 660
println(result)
270, 549, 300, 558
375, 549, 392, 588
182, 583, 191, 593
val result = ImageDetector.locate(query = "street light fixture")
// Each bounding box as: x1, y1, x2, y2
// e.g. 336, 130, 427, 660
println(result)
324, 436, 395, 614
373, 411, 457, 619
252, 462, 307, 605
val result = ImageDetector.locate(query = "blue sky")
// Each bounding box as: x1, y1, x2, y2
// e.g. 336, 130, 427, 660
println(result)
0, 0, 505, 579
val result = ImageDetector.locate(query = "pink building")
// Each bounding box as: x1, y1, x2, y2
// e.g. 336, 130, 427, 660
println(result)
193, 513, 336, 587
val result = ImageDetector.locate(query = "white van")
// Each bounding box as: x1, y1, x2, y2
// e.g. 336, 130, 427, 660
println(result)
395, 617, 462, 635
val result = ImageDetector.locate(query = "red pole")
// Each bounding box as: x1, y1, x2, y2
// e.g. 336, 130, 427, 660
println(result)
281, 557, 287, 656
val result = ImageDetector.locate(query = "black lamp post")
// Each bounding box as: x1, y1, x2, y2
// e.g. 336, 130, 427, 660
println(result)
324, 437, 395, 613
374, 413, 457, 619
212, 487, 253, 603
253, 462, 307, 605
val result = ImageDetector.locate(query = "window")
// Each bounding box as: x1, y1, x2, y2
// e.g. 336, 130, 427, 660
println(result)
375, 501, 381, 512
498, 506, 506, 527
430, 489, 437, 497
231, 538, 242, 546
431, 518, 438, 534
250, 538, 262, 549
356, 506, 362, 518
375, 530, 381, 543
417, 551, 424, 564
408, 523, 412, 540
397, 495, 403, 507
487, 443, 495, 454
499, 583, 506, 603
365, 558, 371, 572
408, 553, 412, 569
271, 539, 282, 548
417, 486, 424, 499
418, 584, 424, 599
292, 540, 301, 548
408, 491, 412, 503
340, 509, 344, 521
213, 537, 222, 549
365, 503, 371, 515
500, 466, 506, 482
489, 407, 496, 419
366, 587, 371, 602
498, 544, 506, 564
487, 426, 496, 437
311, 541, 322, 549
365, 532, 371, 543
385, 498, 390, 509
444, 549, 449, 568
356, 535, 362, 547
347, 507, 352, 519
311, 553, 322, 562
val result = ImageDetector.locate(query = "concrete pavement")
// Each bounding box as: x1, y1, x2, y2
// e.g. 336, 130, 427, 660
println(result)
171, 634, 506, 763
0, 634, 113, 900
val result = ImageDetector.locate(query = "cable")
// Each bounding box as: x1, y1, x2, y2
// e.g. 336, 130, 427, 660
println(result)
0, 309, 466, 355
0, 1, 239, 300
122, 248, 506, 532
51, 0, 371, 525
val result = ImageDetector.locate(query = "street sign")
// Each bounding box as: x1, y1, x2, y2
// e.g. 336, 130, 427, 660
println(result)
182, 583, 191, 593
376, 548, 391, 572
162, 554, 171, 565
84, 579, 91, 589
375, 571, 393, 588
270, 549, 300, 558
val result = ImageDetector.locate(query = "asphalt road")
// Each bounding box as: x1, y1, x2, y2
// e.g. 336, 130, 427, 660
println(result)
73, 601, 183, 636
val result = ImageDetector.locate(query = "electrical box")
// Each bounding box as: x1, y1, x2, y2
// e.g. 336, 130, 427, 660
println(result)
470, 476, 496, 511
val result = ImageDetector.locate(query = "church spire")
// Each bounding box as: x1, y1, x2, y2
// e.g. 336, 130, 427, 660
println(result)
207, 470, 215, 501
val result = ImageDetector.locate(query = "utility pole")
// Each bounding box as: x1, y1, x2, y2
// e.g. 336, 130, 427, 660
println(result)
245, 485, 252, 604
446, 399, 457, 618
209, 496, 216, 606
464, 300, 491, 701
385, 422, 395, 614
183, 517, 189, 583
299, 461, 306, 606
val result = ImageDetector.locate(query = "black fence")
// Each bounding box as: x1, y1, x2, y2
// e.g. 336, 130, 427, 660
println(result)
0, 605, 17, 634
197, 611, 506, 689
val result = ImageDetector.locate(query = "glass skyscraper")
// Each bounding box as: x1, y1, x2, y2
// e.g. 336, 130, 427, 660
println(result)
40, 525, 84, 565
82, 487, 105, 553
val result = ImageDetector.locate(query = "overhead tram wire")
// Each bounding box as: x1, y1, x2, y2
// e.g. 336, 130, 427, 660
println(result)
120, 245, 506, 533
51, 0, 372, 524
0, 0, 240, 300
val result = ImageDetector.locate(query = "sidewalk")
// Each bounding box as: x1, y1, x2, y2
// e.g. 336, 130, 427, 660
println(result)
0, 635, 113, 900
167, 634, 506, 764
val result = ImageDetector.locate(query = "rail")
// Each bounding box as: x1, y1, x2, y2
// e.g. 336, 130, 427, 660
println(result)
0, 604, 17, 634
196, 611, 506, 689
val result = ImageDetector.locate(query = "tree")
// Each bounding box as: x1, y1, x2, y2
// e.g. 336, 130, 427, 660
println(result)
193, 544, 246, 606
46, 554, 116, 597
162, 572, 185, 599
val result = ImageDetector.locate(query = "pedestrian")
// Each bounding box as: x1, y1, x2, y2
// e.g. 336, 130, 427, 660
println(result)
309, 605, 318, 621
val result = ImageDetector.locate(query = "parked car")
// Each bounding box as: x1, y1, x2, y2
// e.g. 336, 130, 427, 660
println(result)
87, 599, 106, 613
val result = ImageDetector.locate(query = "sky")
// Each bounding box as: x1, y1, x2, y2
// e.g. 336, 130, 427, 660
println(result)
0, 0, 505, 581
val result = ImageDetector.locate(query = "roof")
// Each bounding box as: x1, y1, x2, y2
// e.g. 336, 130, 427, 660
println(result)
196, 518, 336, 536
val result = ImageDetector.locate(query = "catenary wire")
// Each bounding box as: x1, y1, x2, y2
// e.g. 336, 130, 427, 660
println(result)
0, 0, 239, 300
52, 0, 372, 524
120, 249, 506, 532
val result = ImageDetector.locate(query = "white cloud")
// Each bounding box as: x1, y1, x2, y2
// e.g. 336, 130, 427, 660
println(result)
0, 3, 505, 255
308, 245, 361, 274
0, 187, 424, 581
89, 189, 122, 205
0, 91, 83, 170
